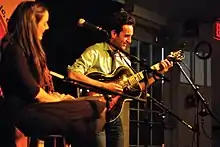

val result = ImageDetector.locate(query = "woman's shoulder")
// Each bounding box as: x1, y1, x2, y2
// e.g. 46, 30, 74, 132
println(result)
5, 41, 21, 50
3, 41, 24, 58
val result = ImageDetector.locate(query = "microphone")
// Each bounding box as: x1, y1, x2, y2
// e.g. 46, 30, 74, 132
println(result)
50, 71, 65, 80
77, 18, 109, 35
50, 71, 78, 85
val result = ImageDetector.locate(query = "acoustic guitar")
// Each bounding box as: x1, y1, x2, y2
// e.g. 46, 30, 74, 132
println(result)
79, 50, 185, 122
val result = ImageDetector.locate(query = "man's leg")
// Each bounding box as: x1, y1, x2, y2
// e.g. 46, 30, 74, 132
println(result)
96, 131, 106, 147
107, 117, 124, 147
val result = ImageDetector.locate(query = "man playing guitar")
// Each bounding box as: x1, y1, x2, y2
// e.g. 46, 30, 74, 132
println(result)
68, 9, 173, 147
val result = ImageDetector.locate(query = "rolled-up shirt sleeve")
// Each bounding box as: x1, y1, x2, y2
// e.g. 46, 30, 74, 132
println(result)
68, 46, 98, 74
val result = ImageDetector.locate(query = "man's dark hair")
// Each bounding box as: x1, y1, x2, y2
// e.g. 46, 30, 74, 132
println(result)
106, 8, 135, 35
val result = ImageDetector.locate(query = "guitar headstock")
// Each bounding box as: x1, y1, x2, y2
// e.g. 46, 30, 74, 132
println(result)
167, 50, 185, 62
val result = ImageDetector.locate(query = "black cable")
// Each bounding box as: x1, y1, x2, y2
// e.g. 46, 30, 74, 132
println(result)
191, 109, 197, 147
201, 117, 212, 139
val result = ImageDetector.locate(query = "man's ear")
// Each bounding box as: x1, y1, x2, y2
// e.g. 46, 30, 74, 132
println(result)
110, 30, 117, 39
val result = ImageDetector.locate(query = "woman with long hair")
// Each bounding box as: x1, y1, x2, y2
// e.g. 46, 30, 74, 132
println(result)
0, 1, 106, 146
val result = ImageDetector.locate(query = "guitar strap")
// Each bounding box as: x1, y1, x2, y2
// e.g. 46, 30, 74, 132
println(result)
107, 49, 136, 74
117, 50, 137, 74
107, 50, 116, 73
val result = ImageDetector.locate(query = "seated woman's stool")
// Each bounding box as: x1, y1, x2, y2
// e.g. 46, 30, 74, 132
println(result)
27, 135, 71, 147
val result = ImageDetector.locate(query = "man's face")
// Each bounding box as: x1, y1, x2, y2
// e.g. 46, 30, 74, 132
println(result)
111, 24, 133, 50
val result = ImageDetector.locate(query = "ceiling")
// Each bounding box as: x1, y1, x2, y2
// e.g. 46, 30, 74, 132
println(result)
134, 0, 220, 23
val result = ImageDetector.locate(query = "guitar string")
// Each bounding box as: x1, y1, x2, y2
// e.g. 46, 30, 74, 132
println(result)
127, 71, 144, 86
117, 51, 142, 88
107, 43, 143, 91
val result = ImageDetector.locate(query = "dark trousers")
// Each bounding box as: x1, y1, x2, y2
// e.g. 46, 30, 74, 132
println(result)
0, 98, 105, 147
96, 117, 124, 147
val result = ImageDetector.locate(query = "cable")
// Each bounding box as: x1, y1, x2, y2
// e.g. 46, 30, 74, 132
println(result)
190, 109, 197, 147
201, 118, 212, 140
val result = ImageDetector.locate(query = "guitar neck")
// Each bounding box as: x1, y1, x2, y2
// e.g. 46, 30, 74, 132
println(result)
126, 62, 161, 86
126, 71, 145, 86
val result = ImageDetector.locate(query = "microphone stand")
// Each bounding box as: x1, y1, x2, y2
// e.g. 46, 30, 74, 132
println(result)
147, 94, 197, 132
176, 62, 220, 147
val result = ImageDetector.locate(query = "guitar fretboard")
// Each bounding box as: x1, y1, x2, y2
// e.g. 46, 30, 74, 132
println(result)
125, 50, 184, 87
127, 71, 144, 86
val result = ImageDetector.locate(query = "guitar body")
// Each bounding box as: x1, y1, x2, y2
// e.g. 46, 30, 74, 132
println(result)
79, 66, 143, 122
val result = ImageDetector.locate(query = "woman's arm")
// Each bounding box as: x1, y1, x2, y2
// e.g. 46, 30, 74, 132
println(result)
35, 88, 61, 102
2, 43, 62, 103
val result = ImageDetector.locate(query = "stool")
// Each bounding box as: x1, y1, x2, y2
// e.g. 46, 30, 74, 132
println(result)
27, 135, 71, 147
